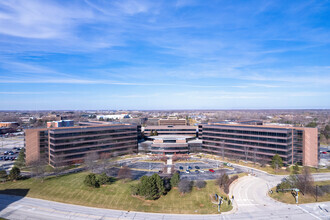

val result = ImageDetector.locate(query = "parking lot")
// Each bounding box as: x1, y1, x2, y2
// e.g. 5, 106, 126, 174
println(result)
107, 158, 243, 180
0, 136, 24, 172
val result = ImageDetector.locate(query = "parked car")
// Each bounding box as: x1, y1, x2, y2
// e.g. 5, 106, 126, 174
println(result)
188, 166, 192, 170
195, 170, 199, 173
185, 170, 190, 174
322, 151, 327, 154
200, 169, 205, 173
209, 169, 215, 173
179, 166, 183, 170
195, 166, 200, 169
3, 151, 8, 155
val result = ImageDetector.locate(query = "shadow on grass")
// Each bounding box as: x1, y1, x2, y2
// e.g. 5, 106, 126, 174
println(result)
0, 188, 30, 212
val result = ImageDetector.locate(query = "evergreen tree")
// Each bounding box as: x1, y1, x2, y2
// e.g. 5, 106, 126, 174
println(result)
84, 173, 100, 188
170, 172, 180, 187
292, 163, 300, 174
271, 154, 283, 169
132, 174, 165, 200
9, 166, 20, 181
98, 172, 109, 185
14, 149, 25, 168
0, 170, 7, 179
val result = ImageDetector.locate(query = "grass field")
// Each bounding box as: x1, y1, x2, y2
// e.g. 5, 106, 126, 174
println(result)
0, 172, 232, 214
269, 180, 330, 204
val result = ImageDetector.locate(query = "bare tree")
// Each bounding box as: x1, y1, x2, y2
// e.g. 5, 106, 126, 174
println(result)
84, 151, 99, 173
99, 152, 111, 172
178, 179, 193, 194
30, 154, 48, 181
253, 148, 257, 165
297, 167, 314, 195
221, 141, 225, 160
52, 152, 66, 175
244, 146, 248, 162
117, 166, 132, 181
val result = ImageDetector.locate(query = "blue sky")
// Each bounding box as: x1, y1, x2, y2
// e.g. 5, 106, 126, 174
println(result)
0, 0, 329, 110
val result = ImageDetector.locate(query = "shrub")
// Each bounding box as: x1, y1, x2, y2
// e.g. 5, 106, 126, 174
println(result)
224, 175, 238, 194
216, 173, 229, 187
9, 166, 20, 181
130, 184, 139, 195
292, 163, 300, 174
195, 180, 207, 189
0, 170, 7, 179
84, 173, 100, 188
98, 172, 109, 185
178, 179, 193, 194
170, 172, 180, 187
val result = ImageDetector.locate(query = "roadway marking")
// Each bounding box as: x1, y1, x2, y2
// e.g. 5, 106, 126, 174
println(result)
297, 205, 322, 220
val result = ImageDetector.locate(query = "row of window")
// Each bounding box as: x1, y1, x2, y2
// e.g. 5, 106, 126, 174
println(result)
203, 127, 290, 137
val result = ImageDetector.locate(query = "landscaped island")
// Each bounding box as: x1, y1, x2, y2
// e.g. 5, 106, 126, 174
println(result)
0, 172, 233, 214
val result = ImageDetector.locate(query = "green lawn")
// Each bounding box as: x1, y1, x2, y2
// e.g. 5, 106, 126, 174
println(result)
269, 180, 330, 204
0, 172, 232, 214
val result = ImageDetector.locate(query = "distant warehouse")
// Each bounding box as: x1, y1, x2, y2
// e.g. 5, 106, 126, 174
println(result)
25, 124, 138, 167
199, 123, 318, 167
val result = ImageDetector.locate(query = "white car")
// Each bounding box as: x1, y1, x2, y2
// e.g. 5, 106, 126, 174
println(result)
185, 170, 190, 174
200, 169, 205, 173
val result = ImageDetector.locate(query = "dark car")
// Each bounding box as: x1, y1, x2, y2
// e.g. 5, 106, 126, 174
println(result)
179, 166, 183, 170
188, 166, 192, 170
209, 169, 215, 173
195, 170, 199, 173
195, 166, 200, 169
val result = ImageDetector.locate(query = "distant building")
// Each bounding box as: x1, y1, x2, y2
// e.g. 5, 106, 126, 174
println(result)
42, 114, 62, 121
96, 114, 131, 120
0, 122, 19, 134
0, 122, 19, 128
144, 125, 197, 136
158, 118, 187, 126
47, 120, 74, 128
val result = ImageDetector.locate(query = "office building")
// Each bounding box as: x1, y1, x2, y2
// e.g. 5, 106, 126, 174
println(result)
47, 120, 74, 128
200, 123, 318, 167
25, 124, 138, 167
158, 118, 187, 126
144, 125, 197, 136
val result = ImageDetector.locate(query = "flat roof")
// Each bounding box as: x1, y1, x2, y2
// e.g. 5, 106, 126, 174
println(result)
149, 135, 195, 140
203, 123, 317, 131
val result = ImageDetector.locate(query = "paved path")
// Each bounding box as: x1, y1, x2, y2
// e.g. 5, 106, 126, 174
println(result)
229, 175, 330, 219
